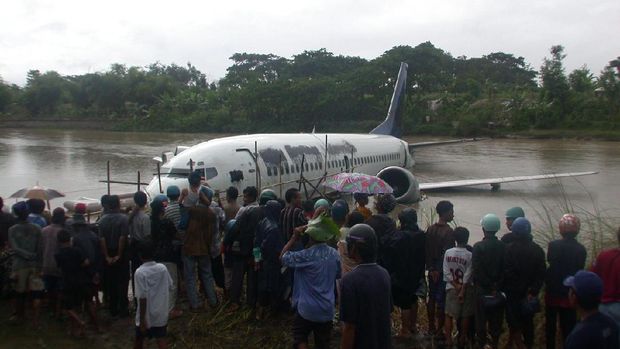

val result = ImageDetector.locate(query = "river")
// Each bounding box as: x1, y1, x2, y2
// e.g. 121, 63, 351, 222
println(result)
1, 128, 618, 243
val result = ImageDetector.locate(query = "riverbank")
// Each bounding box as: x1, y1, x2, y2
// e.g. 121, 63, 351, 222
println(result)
2, 117, 620, 141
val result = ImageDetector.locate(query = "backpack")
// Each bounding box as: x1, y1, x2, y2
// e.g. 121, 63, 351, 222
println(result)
230, 206, 263, 256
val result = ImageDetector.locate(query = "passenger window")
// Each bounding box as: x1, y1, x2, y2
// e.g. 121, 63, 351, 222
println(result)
267, 167, 272, 176
305, 163, 309, 171
274, 167, 278, 176
296, 164, 300, 172
319, 162, 323, 170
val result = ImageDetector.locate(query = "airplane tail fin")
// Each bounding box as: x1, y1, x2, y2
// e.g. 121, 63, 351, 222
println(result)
370, 62, 408, 138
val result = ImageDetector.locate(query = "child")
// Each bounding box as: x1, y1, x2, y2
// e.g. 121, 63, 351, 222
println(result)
443, 227, 473, 347
55, 229, 98, 337
134, 241, 173, 349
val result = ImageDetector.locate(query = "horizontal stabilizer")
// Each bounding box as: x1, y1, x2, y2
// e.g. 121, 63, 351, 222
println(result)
419, 171, 598, 191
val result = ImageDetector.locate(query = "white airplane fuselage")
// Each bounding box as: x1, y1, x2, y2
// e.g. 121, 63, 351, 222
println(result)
146, 133, 412, 200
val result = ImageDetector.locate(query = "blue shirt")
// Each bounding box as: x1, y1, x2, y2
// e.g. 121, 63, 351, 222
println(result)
282, 243, 341, 322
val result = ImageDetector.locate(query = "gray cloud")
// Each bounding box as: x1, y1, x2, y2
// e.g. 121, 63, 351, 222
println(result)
1, 0, 618, 85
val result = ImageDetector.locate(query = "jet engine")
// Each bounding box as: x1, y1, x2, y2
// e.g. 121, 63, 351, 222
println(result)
377, 166, 420, 203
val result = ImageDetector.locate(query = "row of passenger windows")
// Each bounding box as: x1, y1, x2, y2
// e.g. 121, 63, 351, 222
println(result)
265, 152, 401, 177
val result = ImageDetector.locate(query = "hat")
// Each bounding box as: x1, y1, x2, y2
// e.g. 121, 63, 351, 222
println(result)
559, 214, 580, 235
505, 206, 525, 219
314, 198, 330, 211
259, 189, 277, 205
481, 213, 501, 232
563, 270, 603, 303
74, 203, 87, 215
511, 217, 531, 236
305, 213, 339, 242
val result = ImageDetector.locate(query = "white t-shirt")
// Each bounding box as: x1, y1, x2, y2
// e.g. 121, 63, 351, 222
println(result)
135, 261, 173, 327
443, 246, 472, 290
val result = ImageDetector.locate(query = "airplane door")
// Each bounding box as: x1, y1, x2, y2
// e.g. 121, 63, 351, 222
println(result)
233, 148, 261, 190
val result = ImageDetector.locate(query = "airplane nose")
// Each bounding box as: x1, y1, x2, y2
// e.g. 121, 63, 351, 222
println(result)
145, 176, 188, 202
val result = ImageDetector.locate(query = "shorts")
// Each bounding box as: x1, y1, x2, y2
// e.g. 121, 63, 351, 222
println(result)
135, 325, 167, 339
427, 274, 446, 309
42, 275, 63, 292
11, 268, 44, 295
292, 312, 332, 349
62, 285, 92, 310
392, 285, 417, 310
445, 287, 475, 318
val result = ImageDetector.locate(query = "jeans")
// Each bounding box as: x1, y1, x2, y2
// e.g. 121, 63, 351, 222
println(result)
103, 258, 129, 316
545, 305, 576, 349
475, 291, 504, 349
183, 255, 217, 309
230, 255, 257, 307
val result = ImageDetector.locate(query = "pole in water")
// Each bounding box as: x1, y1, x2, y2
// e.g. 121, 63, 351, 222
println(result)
157, 162, 162, 193
106, 161, 111, 195
137, 171, 141, 192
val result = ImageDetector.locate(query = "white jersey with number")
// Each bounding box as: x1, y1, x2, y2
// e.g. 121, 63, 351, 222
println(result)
443, 246, 472, 290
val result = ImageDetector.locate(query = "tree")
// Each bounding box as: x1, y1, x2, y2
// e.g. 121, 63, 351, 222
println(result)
569, 66, 594, 93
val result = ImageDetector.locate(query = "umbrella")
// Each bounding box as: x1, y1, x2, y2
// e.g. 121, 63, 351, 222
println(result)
10, 185, 65, 210
322, 172, 393, 194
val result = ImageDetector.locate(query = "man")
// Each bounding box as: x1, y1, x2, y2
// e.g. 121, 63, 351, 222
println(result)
365, 194, 397, 266
183, 186, 218, 312
0, 197, 16, 297
71, 204, 103, 308
255, 200, 285, 318
591, 226, 620, 332
163, 185, 182, 229
425, 200, 455, 337
150, 196, 182, 319
501, 206, 525, 244
41, 207, 65, 317
545, 214, 587, 349
55, 229, 98, 337
228, 186, 261, 311
340, 224, 392, 349
280, 188, 307, 247
564, 270, 619, 349
443, 227, 474, 347
134, 241, 173, 349
502, 217, 546, 349
281, 213, 341, 349
223, 186, 240, 223
380, 208, 425, 338
472, 213, 506, 349
98, 195, 130, 317
8, 201, 44, 327
27, 198, 47, 228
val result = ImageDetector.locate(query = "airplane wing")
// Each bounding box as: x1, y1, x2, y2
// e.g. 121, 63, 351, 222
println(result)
408, 138, 482, 151
419, 171, 598, 191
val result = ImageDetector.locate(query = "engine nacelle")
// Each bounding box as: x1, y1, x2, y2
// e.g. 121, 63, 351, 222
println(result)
377, 166, 420, 203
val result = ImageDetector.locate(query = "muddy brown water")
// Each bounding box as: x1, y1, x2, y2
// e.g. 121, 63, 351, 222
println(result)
1, 128, 619, 243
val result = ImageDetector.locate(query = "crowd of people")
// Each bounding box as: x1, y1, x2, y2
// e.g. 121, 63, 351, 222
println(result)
0, 171, 619, 349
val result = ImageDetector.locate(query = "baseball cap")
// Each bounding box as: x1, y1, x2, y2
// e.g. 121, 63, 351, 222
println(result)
563, 270, 603, 303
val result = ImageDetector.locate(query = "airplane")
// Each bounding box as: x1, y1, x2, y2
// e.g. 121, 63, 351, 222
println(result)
145, 63, 597, 203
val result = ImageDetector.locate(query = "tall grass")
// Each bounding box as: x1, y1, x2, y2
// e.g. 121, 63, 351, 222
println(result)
524, 178, 619, 263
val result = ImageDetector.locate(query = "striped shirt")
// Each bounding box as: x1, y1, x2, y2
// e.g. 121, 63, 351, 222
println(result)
280, 206, 307, 242
164, 202, 182, 229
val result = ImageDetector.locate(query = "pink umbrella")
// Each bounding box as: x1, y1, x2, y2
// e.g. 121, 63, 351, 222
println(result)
322, 172, 393, 194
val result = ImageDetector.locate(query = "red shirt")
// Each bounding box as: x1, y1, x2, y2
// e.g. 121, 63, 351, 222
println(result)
591, 248, 620, 303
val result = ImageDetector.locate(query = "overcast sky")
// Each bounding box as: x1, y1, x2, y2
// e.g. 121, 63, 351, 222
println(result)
1, 0, 618, 86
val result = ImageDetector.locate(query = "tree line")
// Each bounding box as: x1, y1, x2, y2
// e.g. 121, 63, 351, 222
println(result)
0, 42, 618, 136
